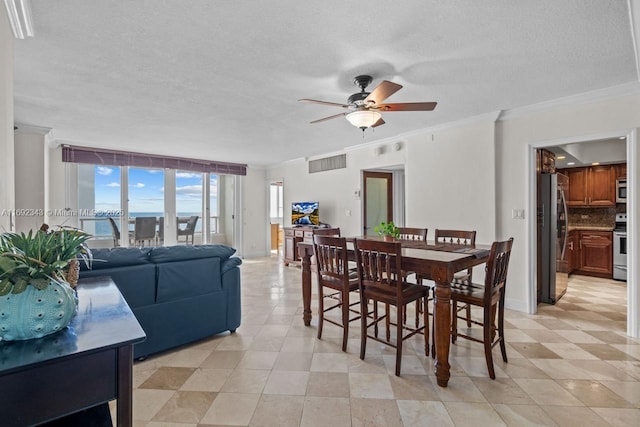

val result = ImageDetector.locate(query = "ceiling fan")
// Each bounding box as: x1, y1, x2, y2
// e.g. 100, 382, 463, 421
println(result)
299, 75, 437, 130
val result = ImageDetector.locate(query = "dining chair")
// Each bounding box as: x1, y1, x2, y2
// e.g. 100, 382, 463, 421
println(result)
354, 239, 429, 376
313, 235, 361, 352
434, 229, 477, 327
134, 217, 157, 247
312, 227, 341, 237
177, 215, 198, 244
157, 216, 164, 246
451, 237, 514, 379
107, 217, 121, 248
396, 227, 428, 331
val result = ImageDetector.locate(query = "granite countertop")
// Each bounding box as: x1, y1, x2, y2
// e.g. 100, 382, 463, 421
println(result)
568, 225, 614, 232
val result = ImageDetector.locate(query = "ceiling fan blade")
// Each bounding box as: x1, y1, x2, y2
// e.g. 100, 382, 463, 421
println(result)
299, 99, 349, 108
377, 102, 437, 112
364, 80, 402, 105
371, 117, 385, 128
310, 112, 347, 124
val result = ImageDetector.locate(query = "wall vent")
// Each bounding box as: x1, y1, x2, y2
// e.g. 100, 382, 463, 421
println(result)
308, 154, 346, 173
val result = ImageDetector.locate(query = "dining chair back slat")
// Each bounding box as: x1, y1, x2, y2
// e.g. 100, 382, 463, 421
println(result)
397, 227, 427, 241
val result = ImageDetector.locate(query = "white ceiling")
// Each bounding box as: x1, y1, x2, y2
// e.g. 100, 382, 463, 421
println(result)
12, 1, 639, 166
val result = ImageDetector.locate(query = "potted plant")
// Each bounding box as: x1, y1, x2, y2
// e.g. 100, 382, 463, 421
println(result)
374, 221, 400, 241
0, 225, 93, 341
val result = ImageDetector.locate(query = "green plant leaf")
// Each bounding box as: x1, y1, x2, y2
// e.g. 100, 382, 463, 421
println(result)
0, 279, 12, 296
11, 277, 28, 294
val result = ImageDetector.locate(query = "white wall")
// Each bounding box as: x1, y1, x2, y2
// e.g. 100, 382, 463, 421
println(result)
267, 142, 408, 238
265, 120, 496, 249
496, 88, 640, 334
14, 130, 45, 232
241, 167, 268, 257
0, 17, 14, 232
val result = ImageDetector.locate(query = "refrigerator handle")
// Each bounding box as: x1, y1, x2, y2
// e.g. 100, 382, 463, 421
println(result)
559, 187, 568, 260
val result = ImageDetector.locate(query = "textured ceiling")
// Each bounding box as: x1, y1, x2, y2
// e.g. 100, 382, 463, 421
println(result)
12, 0, 639, 166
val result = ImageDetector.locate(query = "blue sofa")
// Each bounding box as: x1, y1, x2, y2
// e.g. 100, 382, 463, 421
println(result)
79, 245, 242, 359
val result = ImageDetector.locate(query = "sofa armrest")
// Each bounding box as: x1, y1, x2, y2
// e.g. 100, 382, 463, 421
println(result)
221, 256, 242, 274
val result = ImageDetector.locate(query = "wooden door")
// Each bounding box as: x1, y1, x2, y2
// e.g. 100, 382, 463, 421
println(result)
363, 171, 393, 236
566, 168, 587, 206
588, 165, 615, 206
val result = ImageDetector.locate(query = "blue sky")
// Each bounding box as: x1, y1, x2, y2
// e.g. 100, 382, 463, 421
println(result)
93, 166, 217, 214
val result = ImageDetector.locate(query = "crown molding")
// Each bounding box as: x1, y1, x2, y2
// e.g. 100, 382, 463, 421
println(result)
14, 122, 53, 135
499, 81, 640, 121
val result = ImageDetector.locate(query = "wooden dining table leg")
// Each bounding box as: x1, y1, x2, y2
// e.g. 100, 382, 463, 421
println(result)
299, 244, 314, 326
432, 268, 452, 387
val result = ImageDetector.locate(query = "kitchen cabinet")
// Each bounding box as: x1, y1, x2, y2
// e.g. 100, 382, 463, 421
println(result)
283, 227, 314, 266
539, 149, 556, 173
615, 163, 627, 179
564, 165, 615, 207
567, 230, 578, 274
577, 230, 613, 277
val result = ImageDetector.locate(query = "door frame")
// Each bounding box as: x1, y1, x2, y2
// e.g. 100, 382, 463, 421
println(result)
362, 171, 393, 235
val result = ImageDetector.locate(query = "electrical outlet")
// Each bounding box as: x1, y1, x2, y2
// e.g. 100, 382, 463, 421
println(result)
512, 209, 525, 219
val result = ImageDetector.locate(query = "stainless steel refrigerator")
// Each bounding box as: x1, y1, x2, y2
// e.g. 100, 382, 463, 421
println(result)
540, 172, 569, 304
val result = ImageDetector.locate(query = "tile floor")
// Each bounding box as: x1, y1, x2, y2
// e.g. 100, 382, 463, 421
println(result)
119, 257, 640, 426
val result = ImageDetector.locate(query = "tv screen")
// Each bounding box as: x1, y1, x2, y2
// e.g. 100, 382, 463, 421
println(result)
292, 202, 319, 226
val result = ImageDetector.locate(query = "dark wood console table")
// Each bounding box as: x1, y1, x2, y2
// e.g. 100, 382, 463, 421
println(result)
0, 277, 146, 427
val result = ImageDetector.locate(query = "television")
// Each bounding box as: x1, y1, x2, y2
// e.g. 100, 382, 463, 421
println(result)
292, 201, 319, 226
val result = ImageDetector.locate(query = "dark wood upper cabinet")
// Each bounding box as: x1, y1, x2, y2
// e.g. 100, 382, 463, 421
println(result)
588, 165, 616, 206
615, 163, 627, 179
566, 167, 588, 206
564, 165, 615, 207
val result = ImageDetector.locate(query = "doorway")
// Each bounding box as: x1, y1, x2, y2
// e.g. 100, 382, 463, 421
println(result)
529, 130, 637, 338
363, 171, 393, 236
269, 180, 284, 255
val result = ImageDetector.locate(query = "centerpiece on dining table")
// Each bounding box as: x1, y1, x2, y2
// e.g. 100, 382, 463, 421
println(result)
374, 221, 400, 241
0, 224, 92, 341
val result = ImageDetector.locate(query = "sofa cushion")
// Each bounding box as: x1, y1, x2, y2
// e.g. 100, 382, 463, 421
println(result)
83, 247, 152, 271
156, 257, 222, 303
78, 264, 157, 308
221, 256, 242, 274
149, 245, 236, 263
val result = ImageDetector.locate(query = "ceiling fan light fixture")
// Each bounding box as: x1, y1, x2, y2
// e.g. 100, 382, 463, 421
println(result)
345, 110, 382, 129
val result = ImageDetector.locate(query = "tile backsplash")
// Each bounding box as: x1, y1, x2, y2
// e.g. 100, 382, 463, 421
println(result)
568, 207, 616, 228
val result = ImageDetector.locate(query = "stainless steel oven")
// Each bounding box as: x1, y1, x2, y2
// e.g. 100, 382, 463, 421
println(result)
613, 213, 627, 281
616, 179, 627, 203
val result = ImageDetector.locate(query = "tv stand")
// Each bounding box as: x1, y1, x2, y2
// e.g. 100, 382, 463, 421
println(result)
283, 226, 315, 266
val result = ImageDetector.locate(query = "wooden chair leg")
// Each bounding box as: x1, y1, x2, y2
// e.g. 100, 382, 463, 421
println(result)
395, 304, 403, 376
341, 290, 349, 352
465, 304, 472, 327
317, 284, 324, 340
385, 303, 391, 342
498, 293, 508, 363
422, 297, 429, 357
360, 297, 368, 361
483, 305, 496, 380
451, 299, 458, 344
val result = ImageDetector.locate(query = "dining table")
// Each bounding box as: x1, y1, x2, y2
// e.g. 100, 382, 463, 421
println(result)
297, 236, 491, 388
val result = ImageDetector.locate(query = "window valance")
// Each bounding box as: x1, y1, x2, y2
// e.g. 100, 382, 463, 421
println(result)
61, 145, 247, 176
